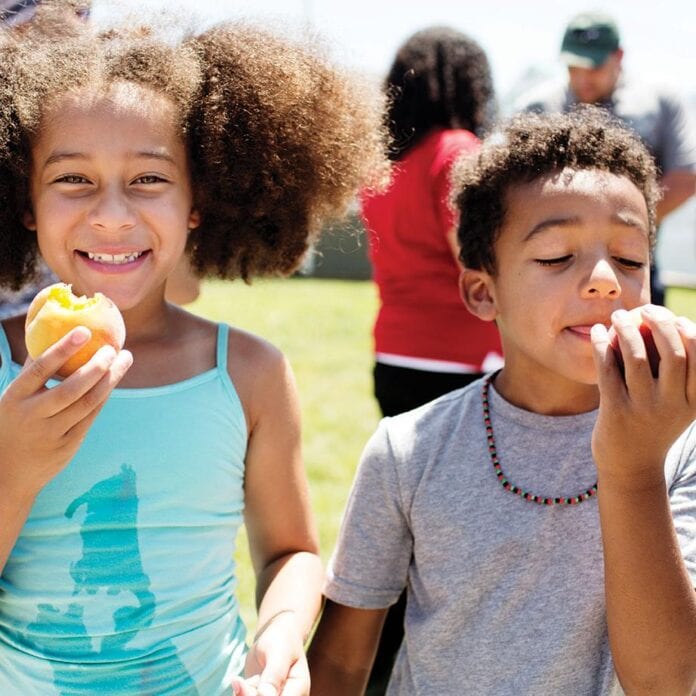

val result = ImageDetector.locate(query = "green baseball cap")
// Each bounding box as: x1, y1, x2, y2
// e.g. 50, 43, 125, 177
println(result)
560, 12, 621, 68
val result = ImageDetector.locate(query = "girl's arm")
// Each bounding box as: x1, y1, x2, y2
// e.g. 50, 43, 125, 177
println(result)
0, 326, 131, 575
307, 600, 387, 695
591, 306, 696, 694
235, 339, 323, 696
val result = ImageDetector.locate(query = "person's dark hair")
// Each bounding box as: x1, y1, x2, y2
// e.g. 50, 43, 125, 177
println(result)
0, 5, 389, 289
452, 107, 660, 274
384, 25, 494, 160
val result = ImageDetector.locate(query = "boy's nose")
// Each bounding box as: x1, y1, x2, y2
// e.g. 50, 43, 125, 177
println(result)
87, 186, 137, 232
581, 258, 621, 299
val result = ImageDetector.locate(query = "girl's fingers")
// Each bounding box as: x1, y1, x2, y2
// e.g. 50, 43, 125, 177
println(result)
53, 350, 133, 434
11, 326, 91, 399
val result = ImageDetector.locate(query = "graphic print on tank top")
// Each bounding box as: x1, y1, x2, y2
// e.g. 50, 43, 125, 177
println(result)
24, 464, 197, 694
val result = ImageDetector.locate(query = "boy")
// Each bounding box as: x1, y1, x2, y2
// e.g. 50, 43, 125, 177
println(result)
308, 108, 696, 695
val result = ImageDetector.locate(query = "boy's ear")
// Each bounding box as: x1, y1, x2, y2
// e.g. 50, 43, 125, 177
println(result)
23, 208, 37, 231
459, 268, 498, 322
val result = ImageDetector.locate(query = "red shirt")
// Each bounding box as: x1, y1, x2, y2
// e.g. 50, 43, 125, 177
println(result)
361, 129, 502, 368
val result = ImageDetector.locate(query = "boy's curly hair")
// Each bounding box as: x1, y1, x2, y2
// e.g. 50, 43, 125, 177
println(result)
452, 107, 661, 274
385, 25, 494, 161
0, 5, 389, 289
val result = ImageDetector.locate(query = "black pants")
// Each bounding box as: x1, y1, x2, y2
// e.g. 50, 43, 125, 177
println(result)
366, 362, 482, 695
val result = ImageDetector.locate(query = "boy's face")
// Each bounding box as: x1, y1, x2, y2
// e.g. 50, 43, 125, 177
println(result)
461, 167, 651, 395
23, 84, 200, 312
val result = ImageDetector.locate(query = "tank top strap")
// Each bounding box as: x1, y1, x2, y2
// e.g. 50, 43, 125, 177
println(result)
0, 322, 12, 383
216, 323, 230, 372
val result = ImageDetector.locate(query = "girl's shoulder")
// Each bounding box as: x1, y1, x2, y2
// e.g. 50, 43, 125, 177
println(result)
224, 324, 293, 430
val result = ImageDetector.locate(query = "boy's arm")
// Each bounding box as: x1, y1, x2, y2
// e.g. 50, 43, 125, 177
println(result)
308, 600, 388, 695
591, 307, 696, 694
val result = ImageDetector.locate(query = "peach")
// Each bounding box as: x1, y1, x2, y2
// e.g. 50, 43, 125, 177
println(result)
607, 306, 660, 378
25, 282, 126, 378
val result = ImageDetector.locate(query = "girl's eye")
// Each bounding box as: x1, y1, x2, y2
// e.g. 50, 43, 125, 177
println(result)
535, 255, 572, 266
55, 174, 89, 184
615, 257, 645, 269
133, 175, 167, 185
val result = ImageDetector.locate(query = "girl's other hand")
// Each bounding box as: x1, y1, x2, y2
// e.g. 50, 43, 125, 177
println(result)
0, 326, 132, 501
590, 305, 696, 488
242, 611, 309, 696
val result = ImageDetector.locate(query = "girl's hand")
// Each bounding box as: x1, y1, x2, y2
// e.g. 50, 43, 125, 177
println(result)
590, 305, 696, 489
240, 610, 309, 696
0, 326, 132, 501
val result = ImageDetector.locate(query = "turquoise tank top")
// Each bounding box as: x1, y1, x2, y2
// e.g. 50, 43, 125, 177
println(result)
0, 323, 248, 695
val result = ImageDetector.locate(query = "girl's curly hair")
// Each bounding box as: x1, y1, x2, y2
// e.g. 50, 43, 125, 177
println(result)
452, 107, 661, 274
385, 25, 494, 161
0, 4, 389, 289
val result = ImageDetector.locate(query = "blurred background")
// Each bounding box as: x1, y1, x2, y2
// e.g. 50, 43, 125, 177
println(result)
92, 0, 696, 284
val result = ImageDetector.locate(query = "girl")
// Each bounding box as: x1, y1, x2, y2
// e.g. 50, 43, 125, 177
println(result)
0, 6, 387, 695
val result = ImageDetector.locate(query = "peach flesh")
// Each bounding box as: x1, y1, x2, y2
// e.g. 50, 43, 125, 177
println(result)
25, 283, 126, 378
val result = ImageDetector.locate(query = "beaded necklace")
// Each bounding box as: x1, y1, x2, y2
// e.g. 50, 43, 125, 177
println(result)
482, 373, 598, 506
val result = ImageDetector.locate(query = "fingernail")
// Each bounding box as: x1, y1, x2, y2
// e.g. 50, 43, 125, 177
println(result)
95, 345, 116, 363
612, 309, 629, 325
71, 326, 91, 344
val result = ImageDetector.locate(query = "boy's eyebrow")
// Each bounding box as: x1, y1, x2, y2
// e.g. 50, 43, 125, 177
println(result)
524, 212, 648, 240
523, 217, 580, 241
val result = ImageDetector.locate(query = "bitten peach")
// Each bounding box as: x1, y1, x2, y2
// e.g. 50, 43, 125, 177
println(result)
25, 283, 126, 378
607, 306, 660, 378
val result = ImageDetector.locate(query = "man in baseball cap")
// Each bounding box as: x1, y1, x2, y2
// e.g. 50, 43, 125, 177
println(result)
559, 12, 623, 104
516, 11, 696, 306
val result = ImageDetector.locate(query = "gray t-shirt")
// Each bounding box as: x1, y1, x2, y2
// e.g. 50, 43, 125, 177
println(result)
325, 379, 696, 695
515, 77, 696, 175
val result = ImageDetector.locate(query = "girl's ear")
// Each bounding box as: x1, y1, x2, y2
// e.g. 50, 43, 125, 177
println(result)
188, 207, 201, 231
23, 208, 37, 231
459, 268, 498, 322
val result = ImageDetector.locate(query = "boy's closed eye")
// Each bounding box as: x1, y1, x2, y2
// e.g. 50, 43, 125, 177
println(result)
534, 255, 646, 269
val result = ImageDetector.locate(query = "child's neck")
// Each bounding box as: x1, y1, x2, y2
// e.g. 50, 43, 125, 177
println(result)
493, 368, 600, 416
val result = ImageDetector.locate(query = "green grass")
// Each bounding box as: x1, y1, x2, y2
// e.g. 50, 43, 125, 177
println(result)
188, 278, 696, 630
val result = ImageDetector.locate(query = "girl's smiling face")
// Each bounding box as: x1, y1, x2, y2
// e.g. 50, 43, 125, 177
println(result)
461, 167, 651, 413
24, 83, 200, 313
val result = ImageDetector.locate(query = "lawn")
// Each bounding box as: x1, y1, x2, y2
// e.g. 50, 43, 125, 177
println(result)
187, 278, 696, 630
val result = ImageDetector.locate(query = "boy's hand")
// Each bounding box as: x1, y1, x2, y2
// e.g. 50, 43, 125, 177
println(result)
238, 611, 309, 696
590, 305, 696, 489
0, 326, 132, 501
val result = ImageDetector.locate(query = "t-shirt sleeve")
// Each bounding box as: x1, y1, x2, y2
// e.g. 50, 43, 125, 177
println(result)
324, 419, 413, 609
667, 422, 696, 584
658, 92, 696, 173
430, 131, 479, 236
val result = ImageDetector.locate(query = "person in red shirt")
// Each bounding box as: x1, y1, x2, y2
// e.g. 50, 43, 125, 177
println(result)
362, 26, 503, 420
359, 26, 503, 694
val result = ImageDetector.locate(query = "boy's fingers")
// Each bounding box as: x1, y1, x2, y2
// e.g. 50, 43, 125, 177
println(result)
640, 305, 686, 389
590, 323, 625, 397
15, 327, 91, 397
609, 310, 653, 394
676, 316, 696, 404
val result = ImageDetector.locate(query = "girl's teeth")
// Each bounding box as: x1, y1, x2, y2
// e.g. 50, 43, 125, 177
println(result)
86, 251, 143, 265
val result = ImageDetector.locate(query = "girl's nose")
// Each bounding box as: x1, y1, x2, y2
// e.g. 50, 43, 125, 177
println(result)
581, 258, 621, 299
87, 185, 137, 232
